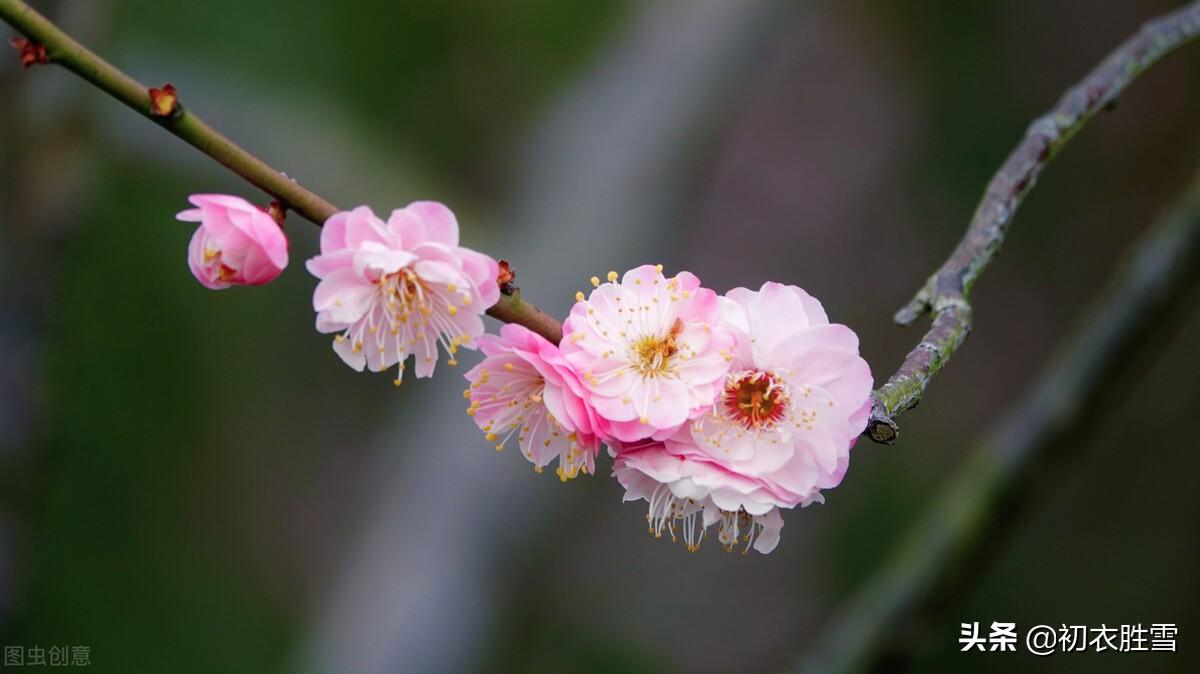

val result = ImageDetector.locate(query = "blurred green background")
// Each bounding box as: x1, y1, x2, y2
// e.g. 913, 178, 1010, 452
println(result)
2, 1, 1198, 672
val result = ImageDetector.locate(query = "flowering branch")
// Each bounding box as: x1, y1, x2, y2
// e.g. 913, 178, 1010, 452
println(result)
6, 0, 1200, 446
866, 0, 1200, 444
0, 0, 561, 342
797, 167, 1200, 673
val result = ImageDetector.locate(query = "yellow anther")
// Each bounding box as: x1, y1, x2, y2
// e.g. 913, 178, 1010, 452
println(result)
655, 263, 663, 273
486, 432, 498, 442
448, 305, 458, 316
590, 276, 600, 287
575, 291, 585, 302
393, 378, 403, 387
504, 363, 514, 371
607, 271, 618, 282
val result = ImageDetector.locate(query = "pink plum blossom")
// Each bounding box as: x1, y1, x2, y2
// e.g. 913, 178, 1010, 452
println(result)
177, 194, 288, 289
306, 202, 500, 384
611, 437, 784, 554
610, 282, 872, 554
464, 324, 601, 480
560, 265, 735, 442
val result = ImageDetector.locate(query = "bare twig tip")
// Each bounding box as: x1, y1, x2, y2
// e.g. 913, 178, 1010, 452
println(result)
865, 417, 899, 445
893, 303, 924, 327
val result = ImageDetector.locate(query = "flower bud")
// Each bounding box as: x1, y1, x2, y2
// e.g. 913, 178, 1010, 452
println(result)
177, 194, 288, 289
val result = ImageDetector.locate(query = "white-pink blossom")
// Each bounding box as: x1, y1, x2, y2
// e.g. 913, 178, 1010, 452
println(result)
612, 437, 785, 554
560, 265, 734, 442
177, 194, 288, 289
611, 282, 872, 554
307, 202, 499, 384
464, 324, 601, 480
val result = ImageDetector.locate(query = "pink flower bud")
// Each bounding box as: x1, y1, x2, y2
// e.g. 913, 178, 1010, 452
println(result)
177, 194, 289, 289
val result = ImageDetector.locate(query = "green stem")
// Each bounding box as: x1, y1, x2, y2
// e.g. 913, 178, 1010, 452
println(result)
0, 0, 560, 341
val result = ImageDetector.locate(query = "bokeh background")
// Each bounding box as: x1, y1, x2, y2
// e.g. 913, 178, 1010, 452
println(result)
2, 1, 1199, 672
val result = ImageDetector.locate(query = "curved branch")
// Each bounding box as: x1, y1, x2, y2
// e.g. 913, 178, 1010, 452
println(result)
798, 167, 1200, 673
866, 1, 1200, 444
0, 0, 561, 342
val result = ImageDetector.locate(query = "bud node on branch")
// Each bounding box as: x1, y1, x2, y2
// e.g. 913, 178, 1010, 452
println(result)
148, 83, 179, 118
497, 259, 516, 295
8, 35, 44, 67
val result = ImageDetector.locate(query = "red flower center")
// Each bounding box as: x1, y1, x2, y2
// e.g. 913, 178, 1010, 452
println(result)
723, 370, 789, 430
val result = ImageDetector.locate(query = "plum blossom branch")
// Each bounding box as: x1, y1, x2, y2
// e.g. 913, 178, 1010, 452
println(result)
798, 167, 1200, 673
8, 0, 1200, 444
866, 0, 1200, 444
0, 0, 560, 342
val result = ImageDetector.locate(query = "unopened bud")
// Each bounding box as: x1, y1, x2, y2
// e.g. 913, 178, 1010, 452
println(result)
497, 259, 516, 295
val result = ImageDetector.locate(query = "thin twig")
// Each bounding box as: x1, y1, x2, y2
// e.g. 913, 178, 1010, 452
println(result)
796, 170, 1200, 673
0, 0, 561, 342
866, 1, 1200, 443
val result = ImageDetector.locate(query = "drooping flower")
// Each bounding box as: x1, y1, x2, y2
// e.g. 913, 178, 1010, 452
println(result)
610, 282, 872, 554
560, 265, 734, 442
612, 437, 784, 554
177, 194, 288, 289
464, 324, 601, 480
307, 202, 500, 384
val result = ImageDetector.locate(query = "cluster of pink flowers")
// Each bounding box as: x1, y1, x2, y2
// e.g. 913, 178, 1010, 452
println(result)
177, 195, 871, 555
465, 266, 872, 554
